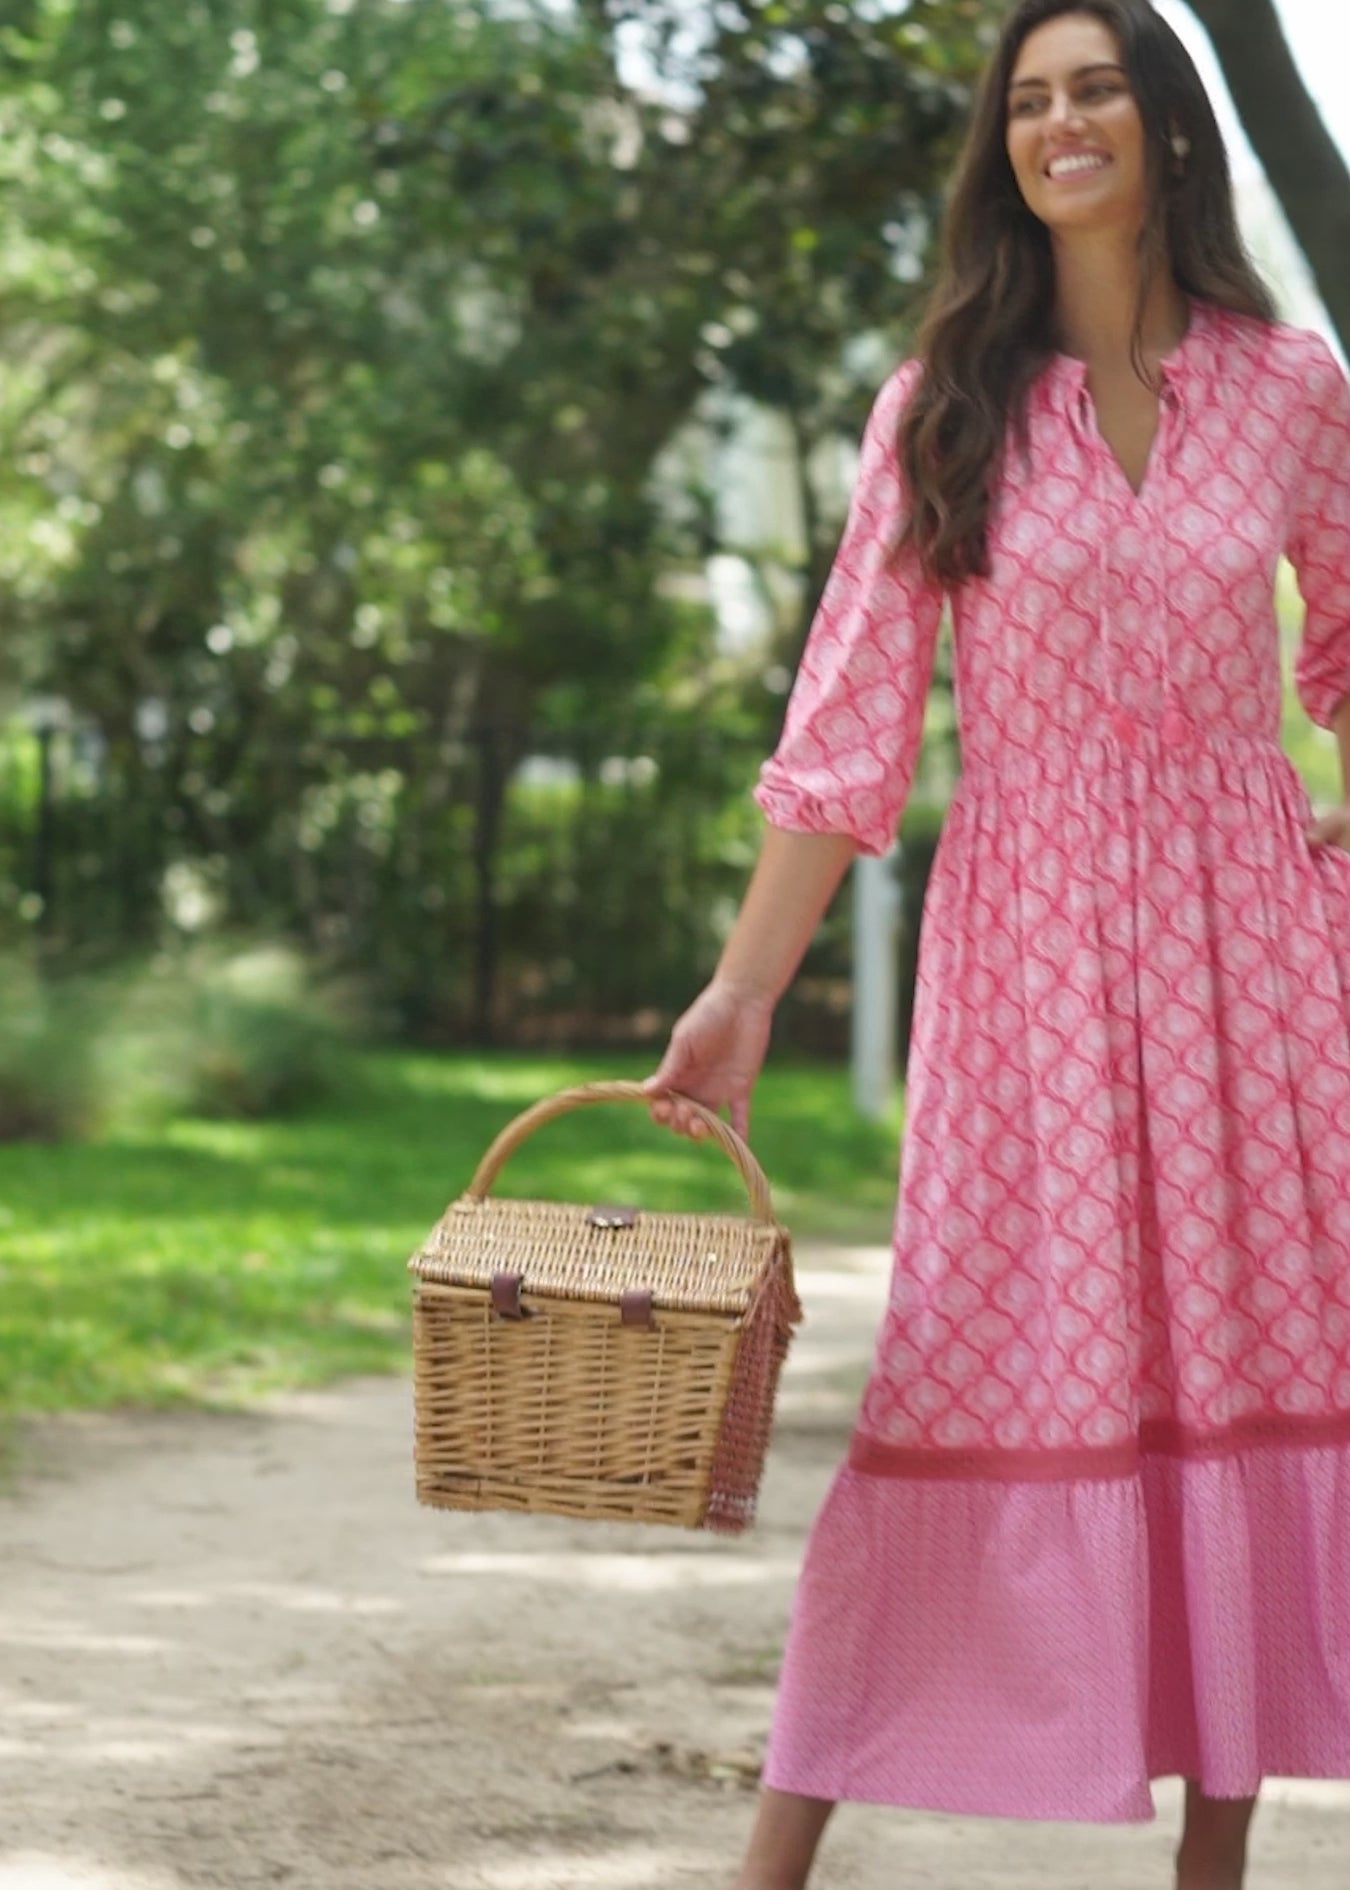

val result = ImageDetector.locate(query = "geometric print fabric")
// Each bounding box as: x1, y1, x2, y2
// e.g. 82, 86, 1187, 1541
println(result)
756, 301, 1350, 1472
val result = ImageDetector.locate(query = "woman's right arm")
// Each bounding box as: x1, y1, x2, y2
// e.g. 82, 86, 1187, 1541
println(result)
642, 825, 857, 1141
645, 361, 944, 1143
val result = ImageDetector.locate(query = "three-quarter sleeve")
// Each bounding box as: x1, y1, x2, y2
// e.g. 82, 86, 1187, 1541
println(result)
1287, 336, 1350, 729
753, 360, 946, 858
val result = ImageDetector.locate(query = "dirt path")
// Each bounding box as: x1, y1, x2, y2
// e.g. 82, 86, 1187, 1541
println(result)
2, 1244, 1347, 1890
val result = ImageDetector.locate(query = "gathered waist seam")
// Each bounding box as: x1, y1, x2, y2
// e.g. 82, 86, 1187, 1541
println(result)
957, 730, 1292, 791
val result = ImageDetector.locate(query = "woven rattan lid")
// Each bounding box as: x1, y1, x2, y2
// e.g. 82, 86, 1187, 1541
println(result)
410, 1194, 789, 1315
407, 1081, 796, 1317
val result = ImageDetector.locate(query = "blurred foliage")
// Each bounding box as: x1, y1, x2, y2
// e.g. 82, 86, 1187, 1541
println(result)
1279, 560, 1344, 808
0, 1, 1336, 1052
0, 952, 101, 1140
0, 0, 998, 720
0, 709, 878, 1047
0, 941, 365, 1141
0, 0, 996, 1030
94, 941, 372, 1123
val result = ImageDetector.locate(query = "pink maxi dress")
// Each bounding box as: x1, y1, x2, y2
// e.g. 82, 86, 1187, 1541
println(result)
753, 299, 1350, 1823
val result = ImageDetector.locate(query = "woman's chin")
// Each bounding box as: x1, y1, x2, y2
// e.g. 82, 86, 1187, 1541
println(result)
1038, 199, 1144, 238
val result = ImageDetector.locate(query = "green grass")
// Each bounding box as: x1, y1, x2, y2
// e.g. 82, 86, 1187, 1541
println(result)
0, 1049, 901, 1416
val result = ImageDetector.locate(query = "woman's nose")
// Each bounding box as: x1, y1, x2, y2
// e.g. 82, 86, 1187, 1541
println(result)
1047, 93, 1088, 133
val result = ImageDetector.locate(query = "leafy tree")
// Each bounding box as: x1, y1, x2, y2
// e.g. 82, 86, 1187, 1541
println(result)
1186, 0, 1350, 356
0, 0, 995, 1036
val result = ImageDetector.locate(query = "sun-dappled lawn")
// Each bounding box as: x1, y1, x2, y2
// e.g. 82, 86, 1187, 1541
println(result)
0, 1050, 902, 1415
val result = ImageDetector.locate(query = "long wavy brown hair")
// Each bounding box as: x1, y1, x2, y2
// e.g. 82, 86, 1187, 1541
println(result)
897, 0, 1276, 586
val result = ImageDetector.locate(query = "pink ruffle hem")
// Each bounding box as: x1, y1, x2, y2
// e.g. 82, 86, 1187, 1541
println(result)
763, 1444, 1350, 1823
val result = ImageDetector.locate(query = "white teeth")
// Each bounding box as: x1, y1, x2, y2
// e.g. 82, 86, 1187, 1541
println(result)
1048, 153, 1110, 180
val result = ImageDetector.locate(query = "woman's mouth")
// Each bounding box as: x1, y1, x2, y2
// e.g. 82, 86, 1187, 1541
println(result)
1045, 151, 1112, 182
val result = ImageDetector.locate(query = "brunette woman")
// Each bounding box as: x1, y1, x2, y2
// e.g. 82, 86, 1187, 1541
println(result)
645, 3, 1350, 1885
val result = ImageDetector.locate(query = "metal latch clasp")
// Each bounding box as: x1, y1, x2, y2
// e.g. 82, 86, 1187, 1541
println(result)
586, 1204, 639, 1230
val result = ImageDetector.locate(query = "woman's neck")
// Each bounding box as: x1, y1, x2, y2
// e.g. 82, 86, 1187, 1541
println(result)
1051, 233, 1190, 369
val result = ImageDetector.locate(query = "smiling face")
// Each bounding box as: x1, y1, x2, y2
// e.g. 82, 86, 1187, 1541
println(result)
1006, 11, 1150, 237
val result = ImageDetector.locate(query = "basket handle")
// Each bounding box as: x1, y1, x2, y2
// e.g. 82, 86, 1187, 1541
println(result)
462, 1080, 778, 1226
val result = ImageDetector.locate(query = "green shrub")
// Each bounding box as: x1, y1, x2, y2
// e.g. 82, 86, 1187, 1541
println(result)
0, 956, 101, 1141
97, 943, 370, 1124
0, 943, 371, 1142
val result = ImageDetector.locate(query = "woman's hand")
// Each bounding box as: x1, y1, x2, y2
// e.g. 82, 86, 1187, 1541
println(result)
641, 827, 854, 1143
1307, 803, 1350, 852
641, 978, 774, 1143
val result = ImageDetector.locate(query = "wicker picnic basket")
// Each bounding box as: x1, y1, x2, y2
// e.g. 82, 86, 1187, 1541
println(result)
407, 1079, 802, 1533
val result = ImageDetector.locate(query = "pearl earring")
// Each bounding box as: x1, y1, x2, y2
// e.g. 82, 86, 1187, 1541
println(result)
1171, 133, 1191, 160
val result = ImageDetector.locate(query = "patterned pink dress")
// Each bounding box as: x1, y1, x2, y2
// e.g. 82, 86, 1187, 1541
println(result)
753, 299, 1350, 1822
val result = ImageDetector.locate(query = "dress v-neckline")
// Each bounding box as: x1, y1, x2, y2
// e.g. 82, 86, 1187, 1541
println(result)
1086, 391, 1165, 504
1049, 299, 1203, 504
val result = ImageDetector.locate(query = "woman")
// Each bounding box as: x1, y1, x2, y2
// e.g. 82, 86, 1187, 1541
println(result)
644, 3, 1350, 1886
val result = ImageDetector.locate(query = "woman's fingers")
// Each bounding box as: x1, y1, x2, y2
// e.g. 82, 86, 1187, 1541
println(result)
673, 1097, 708, 1137
643, 1034, 692, 1127
642, 1041, 686, 1097
1307, 804, 1350, 850
644, 1079, 686, 1132
642, 988, 761, 1141
649, 1087, 722, 1141
647, 1078, 716, 1138
649, 1082, 751, 1142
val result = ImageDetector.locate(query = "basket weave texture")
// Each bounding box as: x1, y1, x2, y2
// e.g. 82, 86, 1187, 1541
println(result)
407, 1080, 802, 1533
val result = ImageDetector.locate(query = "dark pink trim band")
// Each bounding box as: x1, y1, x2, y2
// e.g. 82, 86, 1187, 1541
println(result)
848, 1406, 1350, 1483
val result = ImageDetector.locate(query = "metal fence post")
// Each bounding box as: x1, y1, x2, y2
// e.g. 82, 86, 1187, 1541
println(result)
472, 723, 501, 1045
850, 844, 902, 1118
34, 724, 57, 937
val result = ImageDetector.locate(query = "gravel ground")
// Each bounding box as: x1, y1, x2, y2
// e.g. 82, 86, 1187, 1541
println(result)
2, 1245, 1347, 1889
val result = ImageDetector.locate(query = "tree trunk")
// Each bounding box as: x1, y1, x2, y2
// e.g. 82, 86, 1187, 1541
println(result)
784, 404, 828, 669
1187, 0, 1350, 353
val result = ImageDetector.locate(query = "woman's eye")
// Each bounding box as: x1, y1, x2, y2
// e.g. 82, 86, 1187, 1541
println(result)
1010, 81, 1123, 117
